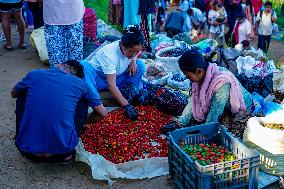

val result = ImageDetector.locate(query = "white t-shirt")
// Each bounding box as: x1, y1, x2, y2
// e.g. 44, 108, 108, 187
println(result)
43, 0, 85, 25
235, 19, 252, 43
90, 41, 131, 75
208, 9, 227, 34
190, 8, 206, 26
256, 11, 277, 36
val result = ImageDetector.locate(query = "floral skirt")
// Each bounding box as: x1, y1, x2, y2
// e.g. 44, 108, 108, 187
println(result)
44, 20, 83, 67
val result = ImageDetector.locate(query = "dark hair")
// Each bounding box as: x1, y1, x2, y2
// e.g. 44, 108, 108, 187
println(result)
241, 40, 250, 47
178, 50, 209, 73
157, 6, 165, 22
187, 8, 193, 14
237, 10, 246, 18
264, 1, 272, 7
65, 60, 84, 79
245, 0, 253, 17
121, 25, 144, 48
212, 1, 219, 7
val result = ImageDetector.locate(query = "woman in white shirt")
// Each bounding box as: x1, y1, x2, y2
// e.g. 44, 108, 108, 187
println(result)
232, 13, 252, 47
41, 0, 85, 67
90, 25, 146, 120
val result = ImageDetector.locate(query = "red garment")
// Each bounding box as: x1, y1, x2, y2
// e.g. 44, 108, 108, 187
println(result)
251, 0, 263, 15
233, 21, 241, 44
83, 8, 97, 41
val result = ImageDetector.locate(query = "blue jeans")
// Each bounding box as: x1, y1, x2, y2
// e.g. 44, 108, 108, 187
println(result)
95, 60, 146, 90
257, 34, 271, 53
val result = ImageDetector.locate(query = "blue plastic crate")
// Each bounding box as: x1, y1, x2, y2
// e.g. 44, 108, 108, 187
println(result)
168, 123, 260, 189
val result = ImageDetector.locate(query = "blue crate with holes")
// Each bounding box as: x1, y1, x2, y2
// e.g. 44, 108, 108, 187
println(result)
168, 123, 260, 189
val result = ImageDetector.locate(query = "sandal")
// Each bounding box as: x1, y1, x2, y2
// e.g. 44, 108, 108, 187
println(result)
51, 151, 76, 166
4, 44, 14, 51
18, 43, 27, 49
54, 154, 75, 166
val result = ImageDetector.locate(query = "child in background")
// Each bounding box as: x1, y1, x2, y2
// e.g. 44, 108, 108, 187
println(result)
156, 6, 166, 33
216, 3, 226, 37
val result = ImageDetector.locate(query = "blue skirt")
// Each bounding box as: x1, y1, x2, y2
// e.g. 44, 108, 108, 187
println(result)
45, 20, 83, 67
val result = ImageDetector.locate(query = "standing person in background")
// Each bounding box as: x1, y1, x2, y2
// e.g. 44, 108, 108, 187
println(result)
232, 13, 252, 46
25, 0, 43, 29
155, 6, 166, 33
243, 0, 254, 37
0, 0, 26, 51
208, 2, 227, 45
40, 0, 85, 67
224, 0, 243, 46
187, 7, 206, 36
255, 1, 276, 53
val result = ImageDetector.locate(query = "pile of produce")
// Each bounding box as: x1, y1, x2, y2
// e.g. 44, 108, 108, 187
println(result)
159, 47, 184, 57
171, 73, 187, 82
180, 143, 237, 166
273, 90, 284, 104
261, 122, 284, 130
81, 105, 173, 164
145, 63, 168, 81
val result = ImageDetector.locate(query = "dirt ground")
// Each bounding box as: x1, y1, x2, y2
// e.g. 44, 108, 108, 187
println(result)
0, 25, 283, 189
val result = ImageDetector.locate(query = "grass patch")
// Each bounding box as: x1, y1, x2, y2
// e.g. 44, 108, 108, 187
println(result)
84, 0, 123, 32
84, 0, 109, 23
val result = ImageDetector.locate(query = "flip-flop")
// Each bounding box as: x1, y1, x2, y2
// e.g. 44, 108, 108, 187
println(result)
4, 44, 14, 51
54, 154, 75, 166
18, 43, 27, 49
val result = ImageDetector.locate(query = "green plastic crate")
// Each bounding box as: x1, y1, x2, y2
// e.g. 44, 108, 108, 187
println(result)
168, 123, 260, 189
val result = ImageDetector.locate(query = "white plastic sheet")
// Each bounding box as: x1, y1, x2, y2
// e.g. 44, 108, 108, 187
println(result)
236, 56, 276, 78
75, 140, 169, 185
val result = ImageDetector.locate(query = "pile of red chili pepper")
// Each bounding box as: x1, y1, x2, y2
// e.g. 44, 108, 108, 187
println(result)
180, 143, 236, 166
81, 105, 173, 164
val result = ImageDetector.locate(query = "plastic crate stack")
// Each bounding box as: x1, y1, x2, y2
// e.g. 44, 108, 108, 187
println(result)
168, 123, 260, 189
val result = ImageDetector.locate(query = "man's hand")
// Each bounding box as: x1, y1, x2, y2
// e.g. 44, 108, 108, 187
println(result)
128, 58, 137, 76
271, 13, 277, 23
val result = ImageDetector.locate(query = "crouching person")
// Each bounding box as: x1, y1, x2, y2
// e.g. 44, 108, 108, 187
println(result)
161, 50, 252, 134
12, 60, 107, 165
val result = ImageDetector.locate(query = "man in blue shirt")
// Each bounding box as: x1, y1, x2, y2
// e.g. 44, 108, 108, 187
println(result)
12, 60, 108, 164
164, 9, 190, 38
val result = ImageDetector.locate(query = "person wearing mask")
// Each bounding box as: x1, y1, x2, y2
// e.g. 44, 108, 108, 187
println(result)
12, 60, 107, 164
232, 13, 252, 46
25, 0, 44, 29
187, 7, 206, 36
255, 1, 277, 53
89, 25, 146, 120
0, 0, 26, 51
40, 0, 85, 67
208, 2, 228, 45
162, 50, 252, 130
164, 9, 189, 37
